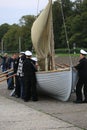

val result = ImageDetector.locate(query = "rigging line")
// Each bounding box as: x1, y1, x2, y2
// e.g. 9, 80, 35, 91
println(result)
31, 0, 39, 53
36, 0, 39, 17
60, 0, 73, 67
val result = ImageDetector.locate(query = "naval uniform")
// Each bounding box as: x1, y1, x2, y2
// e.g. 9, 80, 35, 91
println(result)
75, 57, 87, 102
23, 58, 38, 102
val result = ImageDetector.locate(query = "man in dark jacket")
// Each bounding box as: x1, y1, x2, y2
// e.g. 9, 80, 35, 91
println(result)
0, 53, 8, 72
23, 50, 38, 102
74, 49, 87, 103
7, 53, 18, 90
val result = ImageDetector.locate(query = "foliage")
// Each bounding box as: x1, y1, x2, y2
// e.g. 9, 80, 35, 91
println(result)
19, 15, 35, 51
3, 24, 20, 51
0, 23, 10, 42
0, 15, 35, 52
52, 1, 63, 48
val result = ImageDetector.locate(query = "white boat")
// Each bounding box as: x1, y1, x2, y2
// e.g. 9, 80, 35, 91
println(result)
31, 0, 78, 101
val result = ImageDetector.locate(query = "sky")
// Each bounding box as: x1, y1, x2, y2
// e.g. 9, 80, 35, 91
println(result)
0, 0, 75, 25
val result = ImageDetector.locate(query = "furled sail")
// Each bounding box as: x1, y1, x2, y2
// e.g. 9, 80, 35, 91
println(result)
31, 0, 55, 70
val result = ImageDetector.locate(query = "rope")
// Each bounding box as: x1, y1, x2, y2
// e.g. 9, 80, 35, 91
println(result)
60, 0, 73, 67
36, 0, 39, 17
31, 0, 39, 53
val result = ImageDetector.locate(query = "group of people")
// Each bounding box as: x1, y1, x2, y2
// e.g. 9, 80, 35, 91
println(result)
0, 50, 38, 102
0, 53, 18, 90
0, 49, 87, 103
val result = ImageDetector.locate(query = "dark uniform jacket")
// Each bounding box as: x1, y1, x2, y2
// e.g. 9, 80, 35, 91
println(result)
75, 57, 87, 80
23, 58, 37, 78
23, 58, 38, 100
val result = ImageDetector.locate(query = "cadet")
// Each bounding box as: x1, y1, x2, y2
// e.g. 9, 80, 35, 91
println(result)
74, 49, 87, 103
23, 50, 38, 102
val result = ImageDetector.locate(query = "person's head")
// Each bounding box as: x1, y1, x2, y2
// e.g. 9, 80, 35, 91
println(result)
12, 53, 18, 59
25, 50, 32, 58
80, 49, 87, 59
19, 52, 25, 58
4, 53, 8, 57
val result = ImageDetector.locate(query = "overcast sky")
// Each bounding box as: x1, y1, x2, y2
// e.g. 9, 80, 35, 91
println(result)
0, 0, 75, 25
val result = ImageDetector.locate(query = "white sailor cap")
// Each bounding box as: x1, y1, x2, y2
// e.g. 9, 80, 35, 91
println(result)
31, 57, 38, 61
25, 50, 32, 56
20, 52, 25, 54
80, 49, 87, 55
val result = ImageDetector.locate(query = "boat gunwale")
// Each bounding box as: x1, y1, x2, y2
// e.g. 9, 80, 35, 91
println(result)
36, 67, 70, 74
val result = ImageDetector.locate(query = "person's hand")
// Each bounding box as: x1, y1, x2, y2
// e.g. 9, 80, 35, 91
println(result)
72, 66, 76, 70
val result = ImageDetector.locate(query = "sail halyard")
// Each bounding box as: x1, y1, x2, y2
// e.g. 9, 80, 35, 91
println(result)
31, 0, 55, 71
60, 0, 72, 67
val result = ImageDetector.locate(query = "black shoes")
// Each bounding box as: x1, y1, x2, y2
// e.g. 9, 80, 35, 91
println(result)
32, 99, 38, 101
24, 99, 29, 102
15, 95, 20, 98
73, 100, 83, 104
73, 100, 87, 104
8, 87, 14, 90
24, 98, 38, 102
82, 100, 87, 103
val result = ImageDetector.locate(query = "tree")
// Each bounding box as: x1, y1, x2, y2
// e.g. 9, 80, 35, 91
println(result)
3, 24, 21, 52
52, 1, 63, 48
19, 15, 35, 51
80, 0, 87, 12
68, 0, 87, 47
53, 0, 74, 48
0, 23, 10, 43
2, 15, 36, 52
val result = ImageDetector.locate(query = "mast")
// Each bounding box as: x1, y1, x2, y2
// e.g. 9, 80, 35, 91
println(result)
19, 36, 21, 53
1, 39, 4, 54
49, 0, 55, 70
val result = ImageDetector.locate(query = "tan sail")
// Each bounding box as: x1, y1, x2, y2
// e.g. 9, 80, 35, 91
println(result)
31, 0, 55, 70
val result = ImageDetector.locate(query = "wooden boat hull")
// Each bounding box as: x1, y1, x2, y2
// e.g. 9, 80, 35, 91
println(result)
72, 68, 78, 91
36, 68, 75, 101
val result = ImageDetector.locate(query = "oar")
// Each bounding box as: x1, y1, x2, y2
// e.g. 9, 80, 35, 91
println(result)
55, 63, 65, 68
0, 69, 13, 75
62, 63, 70, 67
10, 76, 16, 96
0, 73, 16, 83
0, 71, 14, 78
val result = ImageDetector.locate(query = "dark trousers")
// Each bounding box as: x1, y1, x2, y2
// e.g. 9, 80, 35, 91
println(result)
24, 76, 38, 101
15, 76, 20, 97
76, 78, 87, 101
